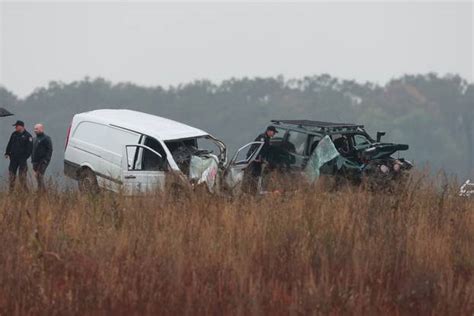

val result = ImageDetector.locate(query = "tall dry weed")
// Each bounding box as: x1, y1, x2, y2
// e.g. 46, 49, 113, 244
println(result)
0, 174, 472, 315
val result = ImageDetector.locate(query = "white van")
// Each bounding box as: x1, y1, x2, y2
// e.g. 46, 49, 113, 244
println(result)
64, 109, 263, 194
64, 109, 226, 193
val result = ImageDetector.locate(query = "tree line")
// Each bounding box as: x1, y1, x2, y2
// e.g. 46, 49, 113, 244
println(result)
0, 73, 472, 179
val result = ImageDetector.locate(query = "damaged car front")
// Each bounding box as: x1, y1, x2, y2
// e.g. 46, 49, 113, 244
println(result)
232, 120, 413, 193
319, 130, 413, 185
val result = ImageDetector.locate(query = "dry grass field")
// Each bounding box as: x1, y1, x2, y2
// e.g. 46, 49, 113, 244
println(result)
0, 174, 472, 315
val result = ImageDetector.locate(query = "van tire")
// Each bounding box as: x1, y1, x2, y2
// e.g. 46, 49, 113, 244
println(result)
78, 168, 99, 194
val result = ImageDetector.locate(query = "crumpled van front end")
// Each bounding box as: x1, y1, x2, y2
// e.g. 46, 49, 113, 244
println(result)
163, 135, 227, 192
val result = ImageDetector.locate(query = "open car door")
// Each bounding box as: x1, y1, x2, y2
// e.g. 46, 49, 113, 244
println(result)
122, 144, 167, 194
224, 141, 264, 190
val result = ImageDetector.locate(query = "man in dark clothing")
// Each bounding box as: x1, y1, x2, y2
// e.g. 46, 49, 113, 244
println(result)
32, 124, 53, 192
4, 120, 33, 192
253, 126, 278, 162
247, 126, 278, 160
245, 126, 278, 193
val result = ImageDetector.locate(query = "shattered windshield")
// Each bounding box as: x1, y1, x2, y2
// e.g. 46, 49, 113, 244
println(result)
304, 135, 340, 183
165, 136, 224, 174
332, 133, 373, 155
352, 134, 372, 147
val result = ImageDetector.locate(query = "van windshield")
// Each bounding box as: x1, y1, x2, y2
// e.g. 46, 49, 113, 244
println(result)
165, 136, 225, 174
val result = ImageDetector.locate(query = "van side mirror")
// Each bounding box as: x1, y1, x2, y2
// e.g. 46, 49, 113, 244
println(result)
376, 131, 386, 142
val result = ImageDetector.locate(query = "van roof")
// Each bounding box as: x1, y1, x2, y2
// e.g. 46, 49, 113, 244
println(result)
78, 109, 209, 140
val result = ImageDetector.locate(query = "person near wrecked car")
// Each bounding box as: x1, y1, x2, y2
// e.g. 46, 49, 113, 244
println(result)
253, 125, 278, 162
4, 120, 33, 192
247, 125, 278, 183
32, 124, 53, 192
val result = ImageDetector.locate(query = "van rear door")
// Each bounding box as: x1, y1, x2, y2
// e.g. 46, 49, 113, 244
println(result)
122, 144, 167, 194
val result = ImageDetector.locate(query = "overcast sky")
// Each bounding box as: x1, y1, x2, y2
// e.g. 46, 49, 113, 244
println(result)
0, 1, 472, 97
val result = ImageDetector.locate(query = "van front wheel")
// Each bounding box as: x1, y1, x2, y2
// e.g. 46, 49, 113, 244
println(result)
78, 168, 99, 194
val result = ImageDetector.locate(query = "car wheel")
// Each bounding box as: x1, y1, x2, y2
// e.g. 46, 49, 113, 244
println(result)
78, 168, 99, 194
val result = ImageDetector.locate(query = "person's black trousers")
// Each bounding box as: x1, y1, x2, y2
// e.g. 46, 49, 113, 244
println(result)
8, 158, 28, 191
33, 161, 49, 192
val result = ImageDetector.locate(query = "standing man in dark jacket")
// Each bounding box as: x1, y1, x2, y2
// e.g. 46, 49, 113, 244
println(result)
253, 126, 278, 162
4, 120, 33, 192
32, 124, 53, 192
245, 126, 278, 193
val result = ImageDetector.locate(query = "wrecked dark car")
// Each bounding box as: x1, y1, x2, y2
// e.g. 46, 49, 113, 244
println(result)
234, 120, 413, 193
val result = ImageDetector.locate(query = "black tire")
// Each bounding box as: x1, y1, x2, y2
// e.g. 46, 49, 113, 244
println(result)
78, 168, 99, 194
169, 181, 190, 199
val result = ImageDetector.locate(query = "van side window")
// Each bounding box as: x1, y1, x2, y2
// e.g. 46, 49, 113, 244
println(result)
144, 137, 167, 158
126, 146, 167, 171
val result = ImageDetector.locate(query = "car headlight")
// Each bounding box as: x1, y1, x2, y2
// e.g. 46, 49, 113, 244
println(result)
380, 165, 390, 174
393, 163, 401, 172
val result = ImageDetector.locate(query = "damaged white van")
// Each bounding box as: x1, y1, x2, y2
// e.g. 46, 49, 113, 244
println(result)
64, 109, 241, 194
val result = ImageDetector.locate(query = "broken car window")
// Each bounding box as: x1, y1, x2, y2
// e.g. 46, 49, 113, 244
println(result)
332, 134, 351, 155
165, 136, 223, 175
165, 139, 199, 174
353, 134, 371, 147
286, 130, 308, 155
304, 135, 340, 183
309, 135, 323, 154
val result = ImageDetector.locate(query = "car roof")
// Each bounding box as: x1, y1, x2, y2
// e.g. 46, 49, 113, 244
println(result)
272, 119, 363, 129
271, 120, 367, 136
77, 109, 208, 141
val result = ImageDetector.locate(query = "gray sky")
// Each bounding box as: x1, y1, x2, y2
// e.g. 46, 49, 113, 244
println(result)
1, 1, 472, 97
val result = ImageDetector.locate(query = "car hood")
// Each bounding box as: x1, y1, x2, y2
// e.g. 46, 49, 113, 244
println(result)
360, 143, 409, 160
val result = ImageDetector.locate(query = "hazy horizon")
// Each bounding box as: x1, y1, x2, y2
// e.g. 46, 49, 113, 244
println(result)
1, 2, 472, 97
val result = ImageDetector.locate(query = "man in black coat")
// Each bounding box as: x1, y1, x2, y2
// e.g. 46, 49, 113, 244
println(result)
247, 126, 278, 161
245, 126, 278, 193
32, 124, 53, 192
4, 120, 33, 191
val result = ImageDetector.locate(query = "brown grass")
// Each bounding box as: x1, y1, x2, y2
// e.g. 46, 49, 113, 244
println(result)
0, 174, 472, 315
